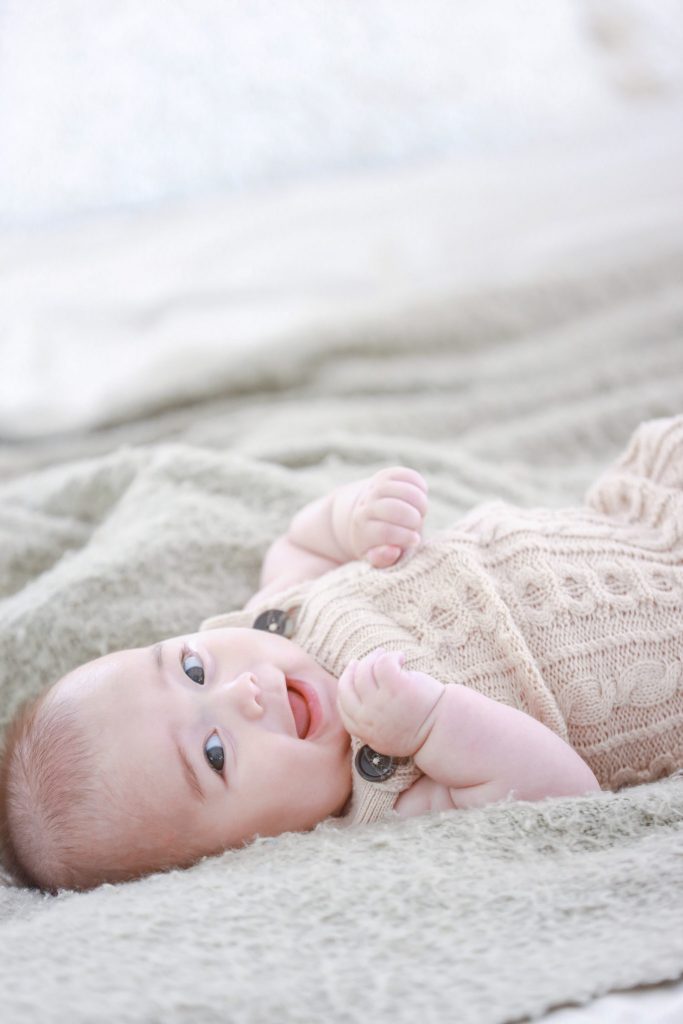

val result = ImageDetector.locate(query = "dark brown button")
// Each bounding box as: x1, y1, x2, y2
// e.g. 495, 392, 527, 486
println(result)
355, 745, 396, 782
252, 609, 291, 636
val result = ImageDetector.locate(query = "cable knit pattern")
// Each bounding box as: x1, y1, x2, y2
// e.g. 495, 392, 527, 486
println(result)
205, 416, 683, 823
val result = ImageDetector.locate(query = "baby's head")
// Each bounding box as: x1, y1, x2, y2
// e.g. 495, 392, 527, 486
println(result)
0, 628, 351, 892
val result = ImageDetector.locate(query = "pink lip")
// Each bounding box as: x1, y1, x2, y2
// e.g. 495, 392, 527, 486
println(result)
286, 677, 323, 739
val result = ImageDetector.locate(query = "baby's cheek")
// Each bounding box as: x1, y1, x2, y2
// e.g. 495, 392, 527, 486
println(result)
324, 743, 354, 815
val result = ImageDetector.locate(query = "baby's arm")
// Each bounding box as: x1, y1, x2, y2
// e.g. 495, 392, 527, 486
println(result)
337, 651, 600, 813
250, 468, 428, 604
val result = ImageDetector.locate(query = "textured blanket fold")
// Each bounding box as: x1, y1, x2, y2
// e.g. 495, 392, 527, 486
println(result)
2, 143, 683, 1023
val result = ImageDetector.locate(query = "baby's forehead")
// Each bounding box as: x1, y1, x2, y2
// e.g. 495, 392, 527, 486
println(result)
54, 646, 145, 703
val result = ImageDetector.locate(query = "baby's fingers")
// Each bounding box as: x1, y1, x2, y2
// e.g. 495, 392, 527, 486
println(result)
337, 659, 360, 703
363, 520, 421, 553
368, 496, 423, 531
376, 467, 428, 493
365, 544, 402, 568
372, 479, 429, 518
338, 656, 380, 707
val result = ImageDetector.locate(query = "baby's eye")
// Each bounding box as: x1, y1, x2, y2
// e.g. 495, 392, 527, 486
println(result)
182, 650, 205, 685
205, 732, 224, 773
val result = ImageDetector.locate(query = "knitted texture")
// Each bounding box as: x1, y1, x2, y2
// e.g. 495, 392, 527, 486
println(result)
207, 416, 683, 825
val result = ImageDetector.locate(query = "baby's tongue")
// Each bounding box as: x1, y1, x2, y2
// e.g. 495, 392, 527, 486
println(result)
287, 688, 310, 739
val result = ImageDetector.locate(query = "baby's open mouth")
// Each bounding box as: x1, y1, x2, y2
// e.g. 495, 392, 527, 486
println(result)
286, 679, 312, 739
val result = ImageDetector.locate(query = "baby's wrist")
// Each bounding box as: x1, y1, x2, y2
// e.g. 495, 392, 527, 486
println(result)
330, 479, 365, 559
398, 672, 446, 758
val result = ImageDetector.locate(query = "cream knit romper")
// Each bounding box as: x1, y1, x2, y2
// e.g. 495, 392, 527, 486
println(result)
202, 415, 683, 825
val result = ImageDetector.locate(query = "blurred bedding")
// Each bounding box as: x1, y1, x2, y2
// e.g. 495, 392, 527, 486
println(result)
1, 109, 682, 447
2, 4, 683, 1024
2, 0, 682, 229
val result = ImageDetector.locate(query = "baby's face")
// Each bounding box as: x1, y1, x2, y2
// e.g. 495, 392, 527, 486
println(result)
53, 628, 351, 867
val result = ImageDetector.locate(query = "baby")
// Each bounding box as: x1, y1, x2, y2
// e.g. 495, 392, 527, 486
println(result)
1, 416, 682, 893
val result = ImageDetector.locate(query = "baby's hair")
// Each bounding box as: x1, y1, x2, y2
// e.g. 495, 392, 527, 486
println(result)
0, 688, 105, 892
0, 679, 209, 892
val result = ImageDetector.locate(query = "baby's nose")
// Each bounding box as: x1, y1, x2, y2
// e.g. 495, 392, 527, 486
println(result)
227, 672, 264, 720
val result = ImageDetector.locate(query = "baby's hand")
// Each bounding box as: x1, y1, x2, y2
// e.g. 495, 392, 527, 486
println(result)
336, 467, 428, 568
337, 649, 444, 757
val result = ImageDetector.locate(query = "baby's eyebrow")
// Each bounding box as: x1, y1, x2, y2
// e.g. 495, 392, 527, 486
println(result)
150, 641, 207, 804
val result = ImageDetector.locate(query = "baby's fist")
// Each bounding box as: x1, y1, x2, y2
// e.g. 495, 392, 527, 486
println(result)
337, 649, 444, 757
340, 467, 428, 568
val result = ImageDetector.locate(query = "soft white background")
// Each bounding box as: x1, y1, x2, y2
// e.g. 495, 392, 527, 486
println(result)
1, 0, 682, 228
1, 0, 682, 439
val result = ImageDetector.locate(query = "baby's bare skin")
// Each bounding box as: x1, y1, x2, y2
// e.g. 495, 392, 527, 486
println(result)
250, 466, 429, 605
338, 649, 600, 815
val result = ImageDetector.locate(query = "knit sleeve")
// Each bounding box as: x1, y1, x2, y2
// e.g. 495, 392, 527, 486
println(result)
585, 415, 683, 528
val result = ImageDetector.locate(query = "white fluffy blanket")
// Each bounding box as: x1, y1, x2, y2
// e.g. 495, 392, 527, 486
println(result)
1, 122, 683, 1024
